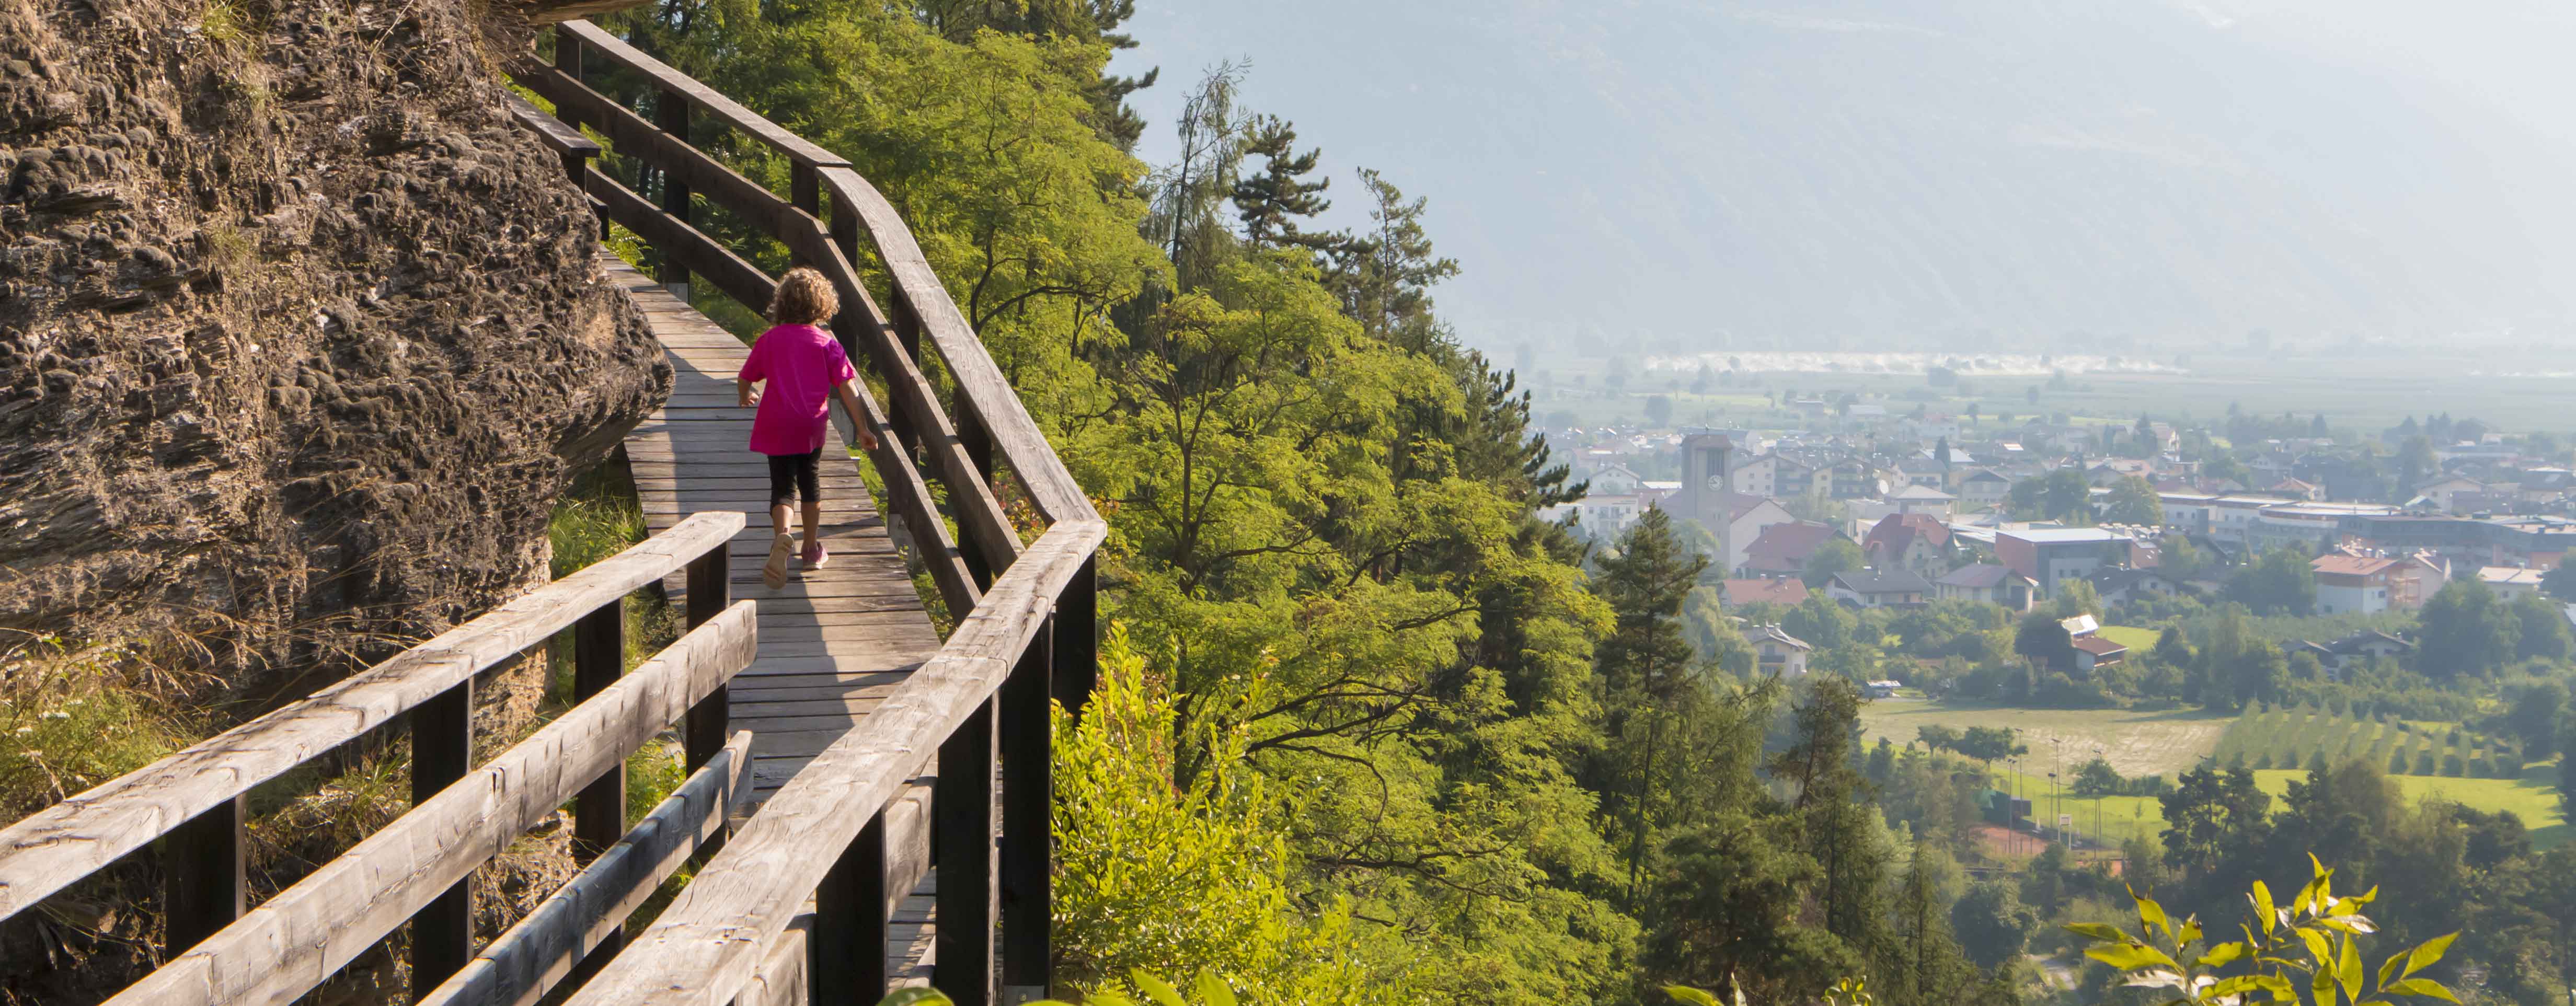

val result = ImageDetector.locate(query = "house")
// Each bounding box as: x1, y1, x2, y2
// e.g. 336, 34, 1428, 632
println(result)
1994, 527, 2137, 594
1827, 459, 1883, 500
1864, 679, 1904, 699
1589, 463, 1644, 495
1936, 564, 2038, 611
2069, 634, 2129, 673
2090, 567, 2187, 608
1731, 453, 1817, 499
1725, 494, 1800, 572
2292, 631, 2416, 677
1958, 468, 2012, 510
1827, 569, 1935, 608
2412, 475, 2488, 513
1568, 494, 1647, 534
1721, 577, 1810, 608
1744, 624, 1813, 675
1740, 521, 1846, 576
1862, 513, 1954, 574
2310, 553, 2401, 615
2478, 566, 2547, 600
1890, 483, 1957, 519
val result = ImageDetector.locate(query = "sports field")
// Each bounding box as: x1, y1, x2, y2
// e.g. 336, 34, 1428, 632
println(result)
1857, 701, 2232, 777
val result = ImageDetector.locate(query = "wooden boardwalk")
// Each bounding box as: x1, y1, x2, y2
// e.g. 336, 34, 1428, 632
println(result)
607, 256, 942, 981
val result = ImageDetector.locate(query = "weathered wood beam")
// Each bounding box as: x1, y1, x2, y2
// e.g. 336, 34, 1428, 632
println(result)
0, 512, 745, 922
105, 603, 760, 1006
560, 521, 1103, 1006
414, 732, 754, 1006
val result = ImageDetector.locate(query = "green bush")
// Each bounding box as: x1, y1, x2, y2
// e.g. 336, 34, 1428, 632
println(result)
1052, 627, 1395, 1002
0, 639, 196, 822
2067, 855, 2459, 1005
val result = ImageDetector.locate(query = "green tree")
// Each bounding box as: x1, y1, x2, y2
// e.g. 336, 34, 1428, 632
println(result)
1951, 878, 2042, 971
2512, 592, 2572, 661
1229, 115, 1333, 250
2416, 580, 2519, 679
1803, 537, 1864, 588
2224, 547, 2318, 616
2014, 611, 2075, 672
1592, 507, 1711, 899
2542, 562, 2576, 602
2070, 757, 2123, 796
2103, 475, 2164, 525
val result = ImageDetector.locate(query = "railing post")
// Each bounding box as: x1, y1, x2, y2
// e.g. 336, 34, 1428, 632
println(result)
956, 407, 994, 590
935, 696, 998, 1006
410, 679, 475, 999
569, 601, 627, 973
162, 793, 245, 955
654, 86, 691, 295
815, 811, 890, 1004
790, 162, 820, 220
1052, 554, 1098, 722
999, 622, 1053, 1002
683, 542, 733, 860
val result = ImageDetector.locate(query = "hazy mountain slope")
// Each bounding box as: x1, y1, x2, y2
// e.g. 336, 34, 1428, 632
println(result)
1117, 0, 2576, 351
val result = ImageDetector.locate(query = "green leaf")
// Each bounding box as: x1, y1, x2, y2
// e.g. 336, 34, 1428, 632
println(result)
1662, 987, 1722, 1006
1130, 972, 1188, 1006
2384, 978, 2460, 1003
2135, 891, 2175, 941
2195, 941, 2249, 968
876, 991, 955, 1006
1191, 971, 1238, 1006
2117, 969, 2188, 992
2087, 941, 2182, 973
2250, 881, 2278, 937
2401, 932, 2458, 978
2298, 928, 2335, 967
2064, 922, 2132, 943
2377, 950, 2406, 990
2338, 932, 2364, 1003
2248, 973, 2301, 1000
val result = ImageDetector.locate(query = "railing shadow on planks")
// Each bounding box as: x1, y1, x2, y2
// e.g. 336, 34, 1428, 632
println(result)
0, 511, 751, 1006
0, 16, 1101, 1006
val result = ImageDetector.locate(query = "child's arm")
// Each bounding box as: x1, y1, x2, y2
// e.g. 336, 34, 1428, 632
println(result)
835, 378, 882, 452
737, 377, 758, 408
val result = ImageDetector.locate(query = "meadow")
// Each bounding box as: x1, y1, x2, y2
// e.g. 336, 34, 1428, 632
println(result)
1870, 700, 2569, 855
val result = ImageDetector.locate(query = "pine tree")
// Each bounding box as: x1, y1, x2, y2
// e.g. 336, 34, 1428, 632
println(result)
1591, 506, 1710, 903
1229, 115, 1333, 250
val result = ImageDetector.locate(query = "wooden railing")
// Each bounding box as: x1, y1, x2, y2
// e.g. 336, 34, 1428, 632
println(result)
0, 512, 748, 1004
512, 20, 1105, 1005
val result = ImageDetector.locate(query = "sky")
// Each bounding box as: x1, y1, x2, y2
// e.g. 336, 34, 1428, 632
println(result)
1108, 1, 2576, 360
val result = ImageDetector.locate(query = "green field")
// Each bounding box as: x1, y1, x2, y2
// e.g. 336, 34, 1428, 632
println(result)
2095, 626, 2161, 651
1859, 701, 2233, 777
1981, 762, 2569, 853
2211, 702, 2524, 779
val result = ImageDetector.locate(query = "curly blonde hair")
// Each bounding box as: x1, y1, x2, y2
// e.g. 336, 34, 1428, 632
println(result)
767, 266, 838, 326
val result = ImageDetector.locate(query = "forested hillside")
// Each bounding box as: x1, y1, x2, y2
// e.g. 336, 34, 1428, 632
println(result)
595, 2, 2009, 1000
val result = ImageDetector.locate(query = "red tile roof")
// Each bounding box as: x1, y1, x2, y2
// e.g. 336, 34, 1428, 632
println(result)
1742, 522, 1842, 572
2071, 635, 2129, 656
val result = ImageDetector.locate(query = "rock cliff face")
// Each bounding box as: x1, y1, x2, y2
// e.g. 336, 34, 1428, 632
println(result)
0, 0, 666, 690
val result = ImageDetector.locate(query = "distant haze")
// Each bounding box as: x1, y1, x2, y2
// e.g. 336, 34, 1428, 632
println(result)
1117, 1, 2576, 356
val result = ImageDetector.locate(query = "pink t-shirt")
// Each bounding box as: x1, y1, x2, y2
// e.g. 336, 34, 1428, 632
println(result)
738, 324, 857, 455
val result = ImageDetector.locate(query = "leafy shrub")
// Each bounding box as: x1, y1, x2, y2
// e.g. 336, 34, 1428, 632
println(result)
1052, 627, 1394, 1002
2067, 855, 2459, 1004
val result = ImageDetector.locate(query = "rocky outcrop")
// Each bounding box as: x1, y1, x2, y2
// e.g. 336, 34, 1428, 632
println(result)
0, 0, 666, 691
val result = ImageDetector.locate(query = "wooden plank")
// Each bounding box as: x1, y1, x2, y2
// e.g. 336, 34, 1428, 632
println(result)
560, 521, 1102, 1006
109, 603, 761, 1006
415, 732, 755, 1006
411, 680, 476, 998
553, 22, 849, 170
504, 91, 600, 157
0, 513, 745, 921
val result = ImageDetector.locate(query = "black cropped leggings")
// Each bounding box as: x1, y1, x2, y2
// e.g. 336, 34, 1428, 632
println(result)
766, 447, 823, 508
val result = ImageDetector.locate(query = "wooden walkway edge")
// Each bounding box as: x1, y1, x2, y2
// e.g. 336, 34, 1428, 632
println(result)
606, 253, 944, 973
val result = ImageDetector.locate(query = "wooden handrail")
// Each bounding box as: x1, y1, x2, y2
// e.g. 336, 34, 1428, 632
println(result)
0, 510, 746, 922
108, 602, 761, 1006
416, 730, 754, 1006
554, 21, 847, 171
560, 518, 1105, 1006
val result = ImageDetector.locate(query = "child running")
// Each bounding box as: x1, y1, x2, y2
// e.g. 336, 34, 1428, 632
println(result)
738, 267, 881, 589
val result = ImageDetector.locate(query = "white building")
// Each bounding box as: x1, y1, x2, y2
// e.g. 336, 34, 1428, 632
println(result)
1744, 624, 1813, 675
